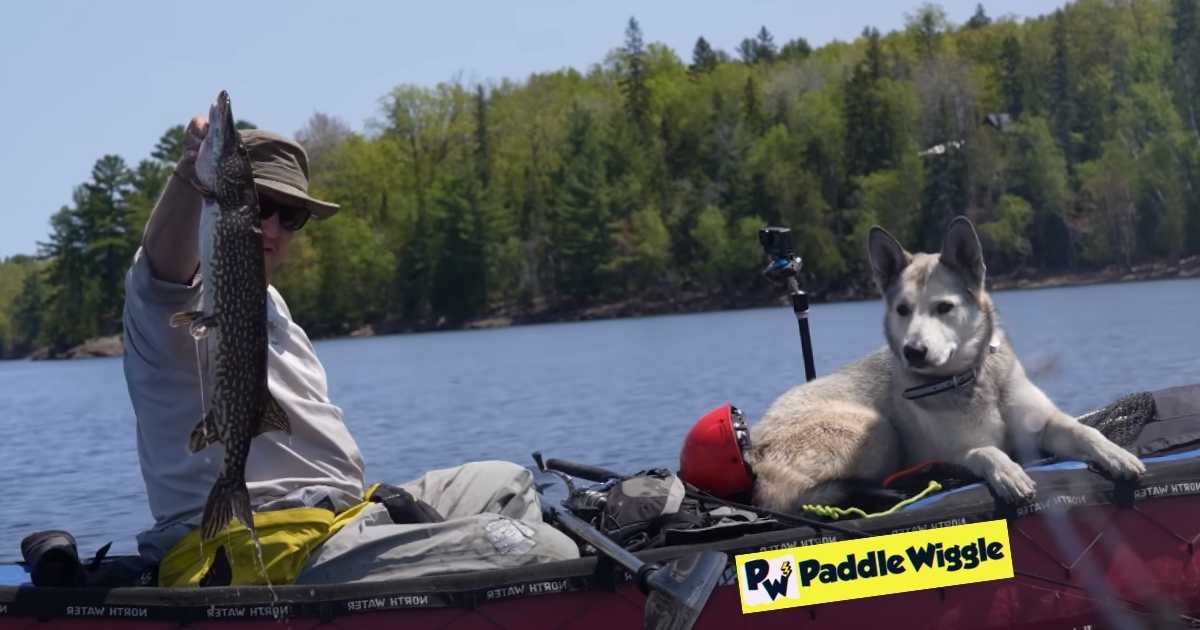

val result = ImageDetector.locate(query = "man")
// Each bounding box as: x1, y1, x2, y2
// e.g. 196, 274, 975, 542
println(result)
122, 113, 577, 585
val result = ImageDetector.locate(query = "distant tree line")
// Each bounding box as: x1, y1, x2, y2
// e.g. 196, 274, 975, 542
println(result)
3, 0, 1200, 357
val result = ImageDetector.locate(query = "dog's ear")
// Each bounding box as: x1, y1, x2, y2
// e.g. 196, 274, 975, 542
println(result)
940, 216, 986, 289
868, 226, 910, 293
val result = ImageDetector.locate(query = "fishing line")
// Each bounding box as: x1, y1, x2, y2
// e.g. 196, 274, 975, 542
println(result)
191, 333, 211, 425
192, 336, 208, 560
252, 534, 279, 604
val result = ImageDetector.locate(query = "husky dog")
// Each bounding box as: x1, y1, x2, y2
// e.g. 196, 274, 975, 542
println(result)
747, 217, 1145, 510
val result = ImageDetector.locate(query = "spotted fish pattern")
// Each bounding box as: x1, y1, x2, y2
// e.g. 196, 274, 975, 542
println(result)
171, 90, 291, 542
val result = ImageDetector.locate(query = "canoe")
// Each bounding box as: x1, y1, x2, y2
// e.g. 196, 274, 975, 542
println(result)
2, 443, 1197, 629
3, 383, 1199, 630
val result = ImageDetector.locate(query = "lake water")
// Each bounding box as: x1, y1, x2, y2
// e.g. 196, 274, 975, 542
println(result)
0, 278, 1197, 561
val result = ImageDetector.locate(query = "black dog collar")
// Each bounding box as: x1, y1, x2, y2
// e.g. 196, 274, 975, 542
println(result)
902, 339, 999, 401
903, 368, 977, 400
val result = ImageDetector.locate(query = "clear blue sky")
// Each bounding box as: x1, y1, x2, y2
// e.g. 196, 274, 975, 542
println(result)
0, 0, 1068, 259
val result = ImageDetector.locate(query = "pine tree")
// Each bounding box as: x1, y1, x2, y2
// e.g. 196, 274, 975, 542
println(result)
125, 158, 172, 256
690, 36, 719, 74
755, 26, 777, 64
1171, 0, 1200, 138
737, 27, 778, 64
426, 83, 495, 323
699, 90, 735, 193
919, 97, 969, 250
743, 76, 764, 134
844, 28, 889, 176
11, 270, 46, 353
552, 105, 611, 302
737, 38, 757, 64
39, 202, 92, 349
151, 125, 187, 163
1009, 117, 1072, 268
1168, 0, 1200, 254
395, 207, 433, 323
1000, 35, 1025, 117
431, 175, 487, 324
779, 38, 812, 62
864, 27, 884, 81
1075, 70, 1110, 163
908, 3, 947, 59
474, 85, 491, 189
1049, 10, 1075, 162
78, 155, 134, 334
966, 4, 991, 29
620, 17, 652, 136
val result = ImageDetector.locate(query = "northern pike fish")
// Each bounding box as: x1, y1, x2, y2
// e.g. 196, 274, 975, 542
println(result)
171, 90, 291, 542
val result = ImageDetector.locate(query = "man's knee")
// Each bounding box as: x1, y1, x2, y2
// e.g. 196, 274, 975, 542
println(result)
402, 460, 538, 520
460, 460, 531, 484
526, 521, 580, 562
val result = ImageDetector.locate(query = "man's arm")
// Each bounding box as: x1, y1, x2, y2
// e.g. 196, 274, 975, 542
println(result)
141, 116, 208, 284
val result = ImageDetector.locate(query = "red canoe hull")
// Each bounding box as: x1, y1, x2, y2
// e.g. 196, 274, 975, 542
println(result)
3, 494, 1195, 630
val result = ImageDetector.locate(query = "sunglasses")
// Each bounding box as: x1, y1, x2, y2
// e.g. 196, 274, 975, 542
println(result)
259, 196, 311, 232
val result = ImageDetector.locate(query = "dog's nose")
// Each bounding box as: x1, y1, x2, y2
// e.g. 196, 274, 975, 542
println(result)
903, 344, 928, 366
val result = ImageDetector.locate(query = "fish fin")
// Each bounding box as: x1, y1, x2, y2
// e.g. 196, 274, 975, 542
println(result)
170, 310, 218, 339
188, 408, 221, 453
199, 546, 232, 587
257, 394, 292, 436
168, 310, 201, 328
201, 474, 254, 542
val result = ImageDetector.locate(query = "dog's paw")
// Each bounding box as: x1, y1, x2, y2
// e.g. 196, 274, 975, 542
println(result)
986, 460, 1037, 504
1092, 442, 1146, 479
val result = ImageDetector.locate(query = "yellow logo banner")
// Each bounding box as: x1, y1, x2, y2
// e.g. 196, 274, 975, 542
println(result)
735, 519, 1014, 614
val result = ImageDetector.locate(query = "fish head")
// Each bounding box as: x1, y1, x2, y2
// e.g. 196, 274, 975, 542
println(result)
195, 91, 249, 197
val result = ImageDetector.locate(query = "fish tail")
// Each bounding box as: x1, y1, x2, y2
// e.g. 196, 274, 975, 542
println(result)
201, 474, 254, 542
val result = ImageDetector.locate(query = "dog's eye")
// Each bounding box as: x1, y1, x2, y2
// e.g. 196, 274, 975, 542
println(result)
937, 301, 954, 315
896, 304, 912, 317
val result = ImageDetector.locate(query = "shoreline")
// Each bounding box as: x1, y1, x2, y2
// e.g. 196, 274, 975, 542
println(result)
455, 255, 1200, 331
12, 256, 1199, 361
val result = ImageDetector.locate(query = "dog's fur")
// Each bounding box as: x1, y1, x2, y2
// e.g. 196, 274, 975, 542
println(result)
747, 217, 1145, 510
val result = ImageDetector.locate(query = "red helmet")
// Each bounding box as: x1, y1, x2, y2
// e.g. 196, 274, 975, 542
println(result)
679, 404, 754, 499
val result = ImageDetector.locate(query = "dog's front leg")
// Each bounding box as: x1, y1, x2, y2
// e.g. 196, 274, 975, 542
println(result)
1040, 412, 1146, 479
961, 446, 1037, 503
1004, 370, 1146, 480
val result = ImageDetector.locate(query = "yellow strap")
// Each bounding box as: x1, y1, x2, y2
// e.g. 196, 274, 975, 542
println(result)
800, 481, 943, 521
158, 482, 381, 587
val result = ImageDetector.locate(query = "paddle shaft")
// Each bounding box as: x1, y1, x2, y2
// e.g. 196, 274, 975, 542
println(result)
544, 458, 621, 483
554, 509, 655, 582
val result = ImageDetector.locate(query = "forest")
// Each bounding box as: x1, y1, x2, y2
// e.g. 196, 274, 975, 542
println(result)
2, 0, 1199, 358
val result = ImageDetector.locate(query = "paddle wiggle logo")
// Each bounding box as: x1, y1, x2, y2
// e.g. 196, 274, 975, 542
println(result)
734, 520, 1014, 614
738, 554, 800, 607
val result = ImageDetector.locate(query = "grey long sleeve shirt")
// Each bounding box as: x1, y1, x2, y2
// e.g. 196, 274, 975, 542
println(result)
122, 247, 366, 560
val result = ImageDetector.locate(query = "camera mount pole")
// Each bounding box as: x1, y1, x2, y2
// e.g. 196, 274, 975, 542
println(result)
788, 274, 817, 382
760, 228, 817, 382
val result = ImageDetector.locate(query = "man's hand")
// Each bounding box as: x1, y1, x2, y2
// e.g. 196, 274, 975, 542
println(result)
174, 116, 209, 194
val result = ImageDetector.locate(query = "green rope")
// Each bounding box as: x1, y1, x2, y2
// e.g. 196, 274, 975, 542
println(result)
801, 481, 943, 520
